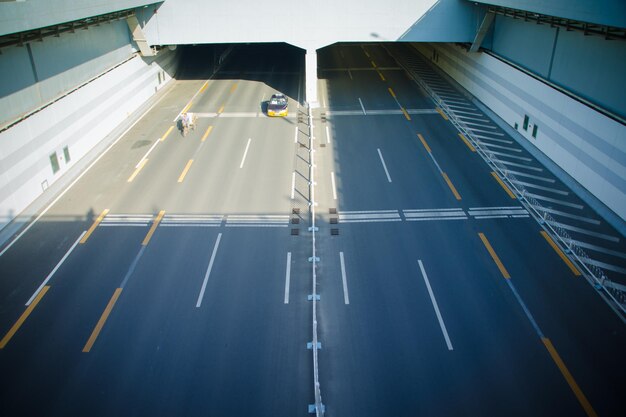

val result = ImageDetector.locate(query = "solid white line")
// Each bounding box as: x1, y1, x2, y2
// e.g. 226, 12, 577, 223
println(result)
325, 125, 331, 144
418, 260, 453, 350
239, 138, 251, 169
340, 252, 350, 304
196, 233, 222, 308
294, 126, 298, 143
26, 231, 86, 306
291, 172, 296, 200
135, 139, 160, 168
0, 88, 173, 258
284, 252, 292, 304
348, 69, 353, 80
331, 172, 337, 200
358, 98, 367, 115
377, 148, 392, 183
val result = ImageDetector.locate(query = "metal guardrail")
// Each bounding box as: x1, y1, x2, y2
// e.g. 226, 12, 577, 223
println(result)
386, 46, 626, 320
308, 105, 324, 416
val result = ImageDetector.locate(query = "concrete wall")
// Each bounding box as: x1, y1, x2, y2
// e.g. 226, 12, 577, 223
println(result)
0, 20, 135, 126
0, 48, 178, 230
414, 42, 626, 221
137, 0, 478, 50
490, 14, 626, 118
0, 0, 156, 36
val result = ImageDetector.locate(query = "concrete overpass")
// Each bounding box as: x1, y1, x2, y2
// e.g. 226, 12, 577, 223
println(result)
0, 1, 625, 416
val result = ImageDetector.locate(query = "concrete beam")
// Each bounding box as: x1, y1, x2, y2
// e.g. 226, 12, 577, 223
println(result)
469, 11, 495, 53
126, 15, 153, 57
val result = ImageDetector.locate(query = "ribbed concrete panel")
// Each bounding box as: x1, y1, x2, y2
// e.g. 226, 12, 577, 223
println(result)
473, 0, 626, 29
0, 0, 156, 36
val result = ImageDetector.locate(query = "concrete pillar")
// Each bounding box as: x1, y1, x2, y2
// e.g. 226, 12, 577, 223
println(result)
305, 49, 318, 107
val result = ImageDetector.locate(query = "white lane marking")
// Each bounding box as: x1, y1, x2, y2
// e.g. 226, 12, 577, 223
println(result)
477, 141, 522, 152
331, 172, 337, 200
339, 210, 399, 214
526, 193, 584, 209
570, 239, 626, 259
467, 134, 513, 145
26, 231, 85, 306
504, 170, 555, 183
450, 109, 484, 117
135, 139, 160, 168
418, 260, 453, 351
426, 151, 444, 175
291, 171, 296, 200
580, 257, 626, 274
339, 252, 350, 304
348, 69, 353, 80
339, 213, 400, 221
284, 252, 292, 304
325, 125, 331, 144
377, 148, 392, 183
469, 127, 505, 136
547, 221, 620, 242
496, 160, 543, 172
294, 126, 298, 143
358, 98, 367, 115
510, 180, 569, 195
196, 233, 222, 308
537, 207, 600, 225
404, 210, 467, 219
482, 150, 531, 161
239, 138, 252, 169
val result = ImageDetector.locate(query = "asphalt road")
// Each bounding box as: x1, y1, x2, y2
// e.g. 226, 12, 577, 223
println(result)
0, 42, 624, 417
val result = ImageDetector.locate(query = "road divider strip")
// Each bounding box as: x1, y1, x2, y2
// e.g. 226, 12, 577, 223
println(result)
80, 209, 109, 244
127, 159, 148, 182
491, 172, 516, 199
160, 126, 174, 142
458, 133, 476, 152
478, 232, 510, 279
201, 125, 213, 142
442, 173, 462, 200
540, 231, 581, 276
401, 107, 411, 121
82, 287, 122, 352
178, 159, 194, 183
436, 107, 449, 120
542, 337, 597, 417
0, 285, 50, 349
418, 133, 432, 153
142, 210, 165, 246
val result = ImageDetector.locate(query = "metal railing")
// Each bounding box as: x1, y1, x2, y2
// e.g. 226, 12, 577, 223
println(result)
386, 45, 626, 319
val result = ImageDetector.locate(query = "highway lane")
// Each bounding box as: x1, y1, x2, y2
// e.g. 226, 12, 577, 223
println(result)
0, 44, 314, 416
314, 43, 626, 416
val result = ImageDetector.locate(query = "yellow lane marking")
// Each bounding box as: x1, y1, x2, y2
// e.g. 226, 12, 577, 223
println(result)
377, 70, 386, 81
178, 159, 194, 183
540, 231, 581, 276
478, 232, 511, 279
542, 338, 597, 417
363, 49, 370, 58
458, 133, 476, 152
388, 87, 396, 98
201, 125, 214, 142
491, 172, 516, 199
0, 285, 50, 349
181, 102, 192, 114
127, 159, 148, 183
417, 133, 432, 153
142, 210, 165, 246
199, 81, 209, 93
230, 82, 238, 93
80, 209, 109, 244
442, 172, 461, 200
371, 60, 377, 68
160, 125, 174, 142
401, 107, 411, 121
82, 287, 122, 353
218, 104, 225, 114
436, 107, 449, 120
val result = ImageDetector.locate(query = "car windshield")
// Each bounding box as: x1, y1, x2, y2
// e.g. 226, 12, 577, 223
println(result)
270, 97, 287, 106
